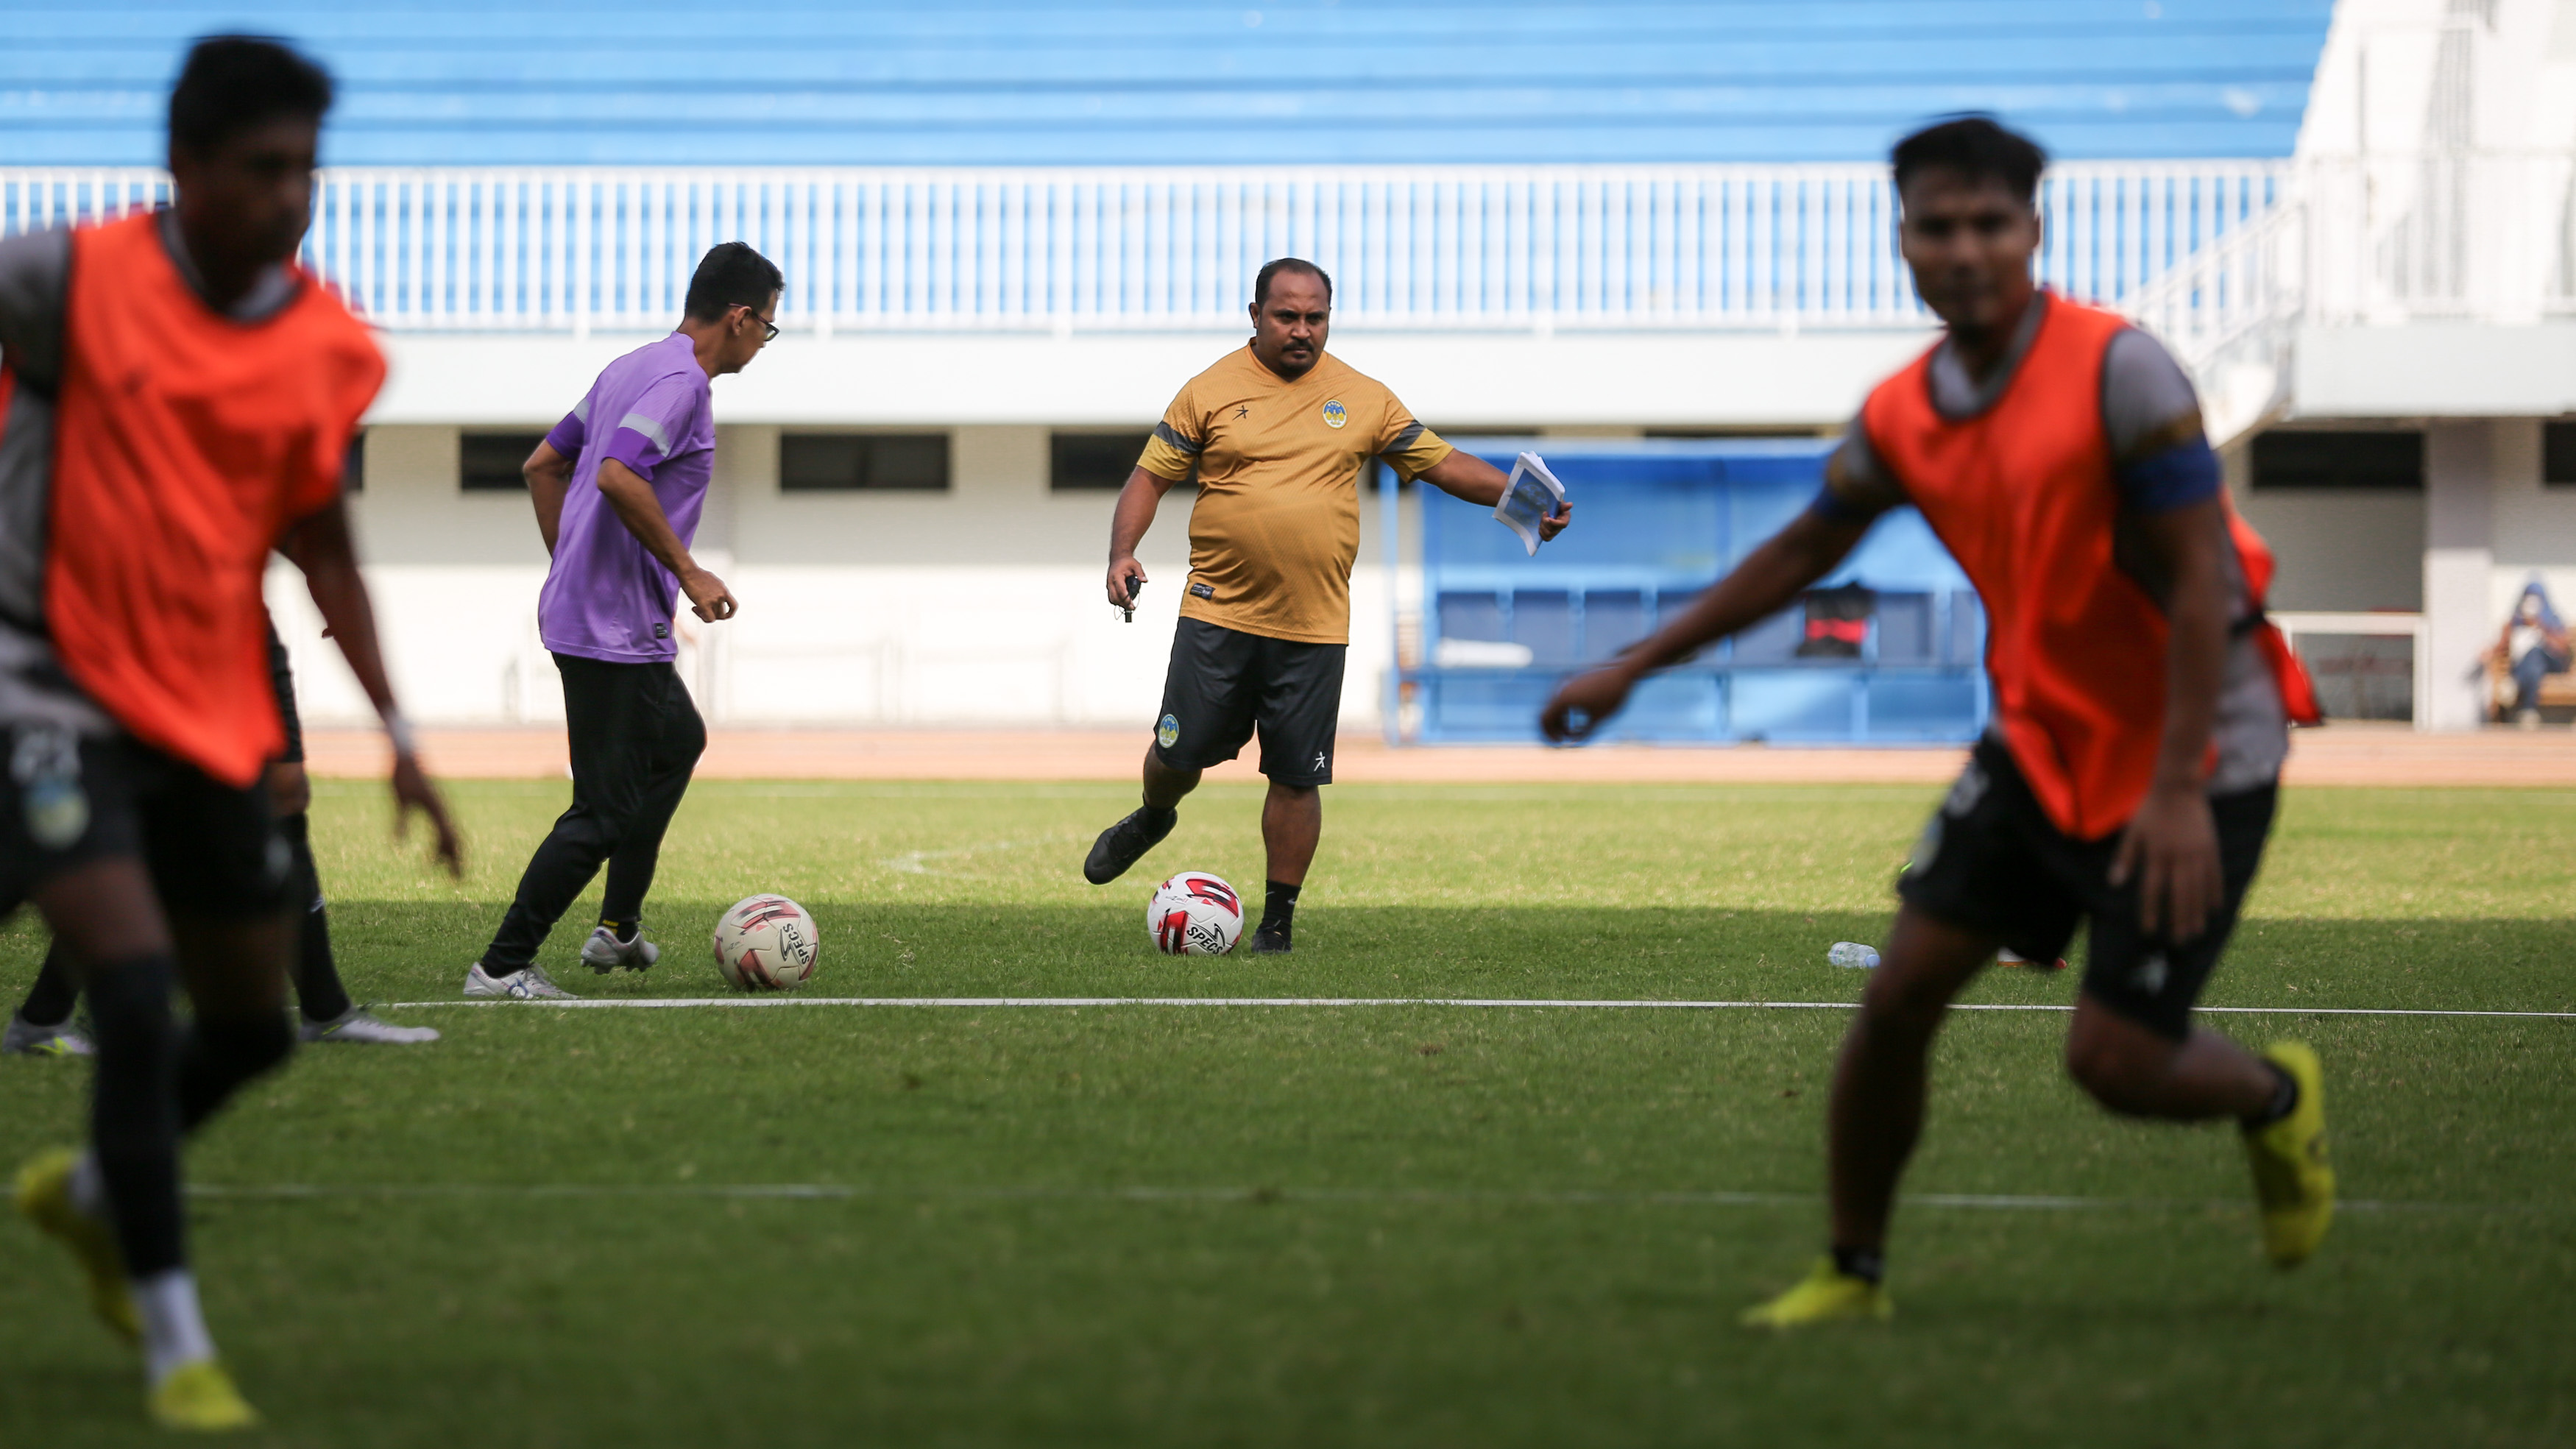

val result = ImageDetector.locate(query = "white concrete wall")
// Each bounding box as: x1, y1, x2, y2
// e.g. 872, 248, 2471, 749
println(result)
2226, 439, 2428, 612
369, 329, 1932, 431
2486, 417, 2576, 645
269, 422, 1397, 735
2300, 0, 2576, 156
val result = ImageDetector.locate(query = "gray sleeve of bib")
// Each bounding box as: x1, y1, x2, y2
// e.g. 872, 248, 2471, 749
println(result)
0, 227, 71, 394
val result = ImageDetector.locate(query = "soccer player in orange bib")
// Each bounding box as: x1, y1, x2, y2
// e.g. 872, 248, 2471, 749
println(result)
1540, 117, 2333, 1325
3, 38, 460, 1425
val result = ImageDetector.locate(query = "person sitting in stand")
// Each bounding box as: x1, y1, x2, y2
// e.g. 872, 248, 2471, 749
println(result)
2490, 582, 2572, 725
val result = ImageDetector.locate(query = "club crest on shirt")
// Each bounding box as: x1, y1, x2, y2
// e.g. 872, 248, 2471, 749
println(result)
1320, 400, 1348, 429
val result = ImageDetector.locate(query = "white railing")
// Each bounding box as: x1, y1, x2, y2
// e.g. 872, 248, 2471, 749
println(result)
8, 157, 2565, 341
0, 161, 2285, 336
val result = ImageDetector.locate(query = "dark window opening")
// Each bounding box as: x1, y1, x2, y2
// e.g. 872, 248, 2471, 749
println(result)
460, 431, 548, 491
2544, 420, 2576, 487
780, 432, 951, 491
1050, 431, 1154, 491
2250, 430, 2423, 490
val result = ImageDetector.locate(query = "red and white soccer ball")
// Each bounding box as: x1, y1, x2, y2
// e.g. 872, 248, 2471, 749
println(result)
1147, 871, 1244, 956
713, 894, 820, 990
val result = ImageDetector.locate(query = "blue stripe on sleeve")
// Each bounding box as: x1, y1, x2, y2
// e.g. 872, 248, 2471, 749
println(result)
1807, 483, 1884, 525
2116, 438, 2223, 513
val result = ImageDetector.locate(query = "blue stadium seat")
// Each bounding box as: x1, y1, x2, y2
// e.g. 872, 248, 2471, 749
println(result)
0, 2, 2333, 166
1400, 437, 1987, 745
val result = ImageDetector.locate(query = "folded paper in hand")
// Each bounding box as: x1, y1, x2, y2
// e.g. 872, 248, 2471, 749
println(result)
1493, 452, 1565, 556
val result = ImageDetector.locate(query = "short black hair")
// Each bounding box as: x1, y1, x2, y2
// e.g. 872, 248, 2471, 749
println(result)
1253, 258, 1332, 308
1891, 116, 2048, 208
684, 241, 785, 323
168, 35, 333, 157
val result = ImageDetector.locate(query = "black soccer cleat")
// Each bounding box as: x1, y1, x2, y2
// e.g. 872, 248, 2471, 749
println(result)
1083, 805, 1178, 885
1250, 922, 1292, 954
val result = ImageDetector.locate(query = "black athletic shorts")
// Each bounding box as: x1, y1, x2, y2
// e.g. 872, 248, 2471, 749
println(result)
1897, 737, 2276, 1040
266, 619, 303, 766
1153, 617, 1347, 787
0, 726, 291, 921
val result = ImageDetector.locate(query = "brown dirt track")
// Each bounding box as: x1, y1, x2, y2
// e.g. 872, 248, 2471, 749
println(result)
305, 723, 2576, 788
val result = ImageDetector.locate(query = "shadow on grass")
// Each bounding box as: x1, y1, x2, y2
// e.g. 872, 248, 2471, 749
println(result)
94, 903, 2556, 1016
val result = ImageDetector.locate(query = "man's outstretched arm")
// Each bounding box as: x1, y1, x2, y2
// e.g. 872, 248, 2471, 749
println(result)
277, 495, 463, 874
1539, 507, 1870, 741
1416, 451, 1572, 542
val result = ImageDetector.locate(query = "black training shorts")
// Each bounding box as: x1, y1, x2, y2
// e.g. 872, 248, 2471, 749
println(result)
1153, 617, 1347, 787
266, 618, 303, 766
1897, 736, 2276, 1040
0, 726, 291, 921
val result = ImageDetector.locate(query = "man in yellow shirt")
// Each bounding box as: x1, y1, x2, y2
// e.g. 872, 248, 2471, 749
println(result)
1083, 258, 1571, 952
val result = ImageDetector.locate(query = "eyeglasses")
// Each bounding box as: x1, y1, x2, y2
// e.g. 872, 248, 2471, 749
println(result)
737, 305, 780, 342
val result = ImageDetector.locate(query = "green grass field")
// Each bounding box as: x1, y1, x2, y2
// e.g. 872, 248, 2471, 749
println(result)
4, 777, 2572, 1447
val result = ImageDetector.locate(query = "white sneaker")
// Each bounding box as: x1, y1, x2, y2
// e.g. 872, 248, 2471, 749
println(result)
2, 1013, 93, 1057
300, 1007, 441, 1044
578, 925, 660, 974
463, 963, 578, 1000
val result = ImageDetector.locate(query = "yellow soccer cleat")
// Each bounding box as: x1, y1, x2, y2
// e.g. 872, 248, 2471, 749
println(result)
14, 1147, 141, 1345
2242, 1041, 2335, 1268
149, 1359, 261, 1432
1741, 1256, 1893, 1328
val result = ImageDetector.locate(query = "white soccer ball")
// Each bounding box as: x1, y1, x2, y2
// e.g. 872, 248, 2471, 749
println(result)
1147, 870, 1245, 956
713, 894, 820, 990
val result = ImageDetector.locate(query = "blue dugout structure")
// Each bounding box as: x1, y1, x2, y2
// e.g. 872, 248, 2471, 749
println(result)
1384, 439, 1988, 746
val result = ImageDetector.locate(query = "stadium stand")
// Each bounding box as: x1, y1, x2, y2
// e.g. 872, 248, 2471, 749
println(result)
0, 1, 2334, 166
2, 0, 2568, 744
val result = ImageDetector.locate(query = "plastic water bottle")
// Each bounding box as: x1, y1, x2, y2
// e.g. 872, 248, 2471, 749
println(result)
1827, 942, 1880, 970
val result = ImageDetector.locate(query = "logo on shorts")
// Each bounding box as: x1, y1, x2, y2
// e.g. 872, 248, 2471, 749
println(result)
11, 726, 88, 851
1312, 751, 1328, 773
1157, 714, 1181, 749
1942, 760, 1989, 818
1320, 400, 1348, 429
2130, 953, 2170, 995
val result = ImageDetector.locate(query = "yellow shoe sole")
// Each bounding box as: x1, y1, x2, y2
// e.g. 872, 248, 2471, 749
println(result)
2243, 1041, 2335, 1268
1741, 1258, 1894, 1328
149, 1359, 261, 1432
13, 1147, 141, 1345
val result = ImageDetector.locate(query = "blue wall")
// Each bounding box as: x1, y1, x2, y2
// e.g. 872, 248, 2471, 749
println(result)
0, 1, 2334, 167
1401, 440, 1988, 746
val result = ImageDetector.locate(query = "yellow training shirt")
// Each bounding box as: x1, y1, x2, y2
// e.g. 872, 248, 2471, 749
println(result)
1137, 345, 1452, 645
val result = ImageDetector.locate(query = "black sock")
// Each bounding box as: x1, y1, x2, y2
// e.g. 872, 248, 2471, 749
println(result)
85, 952, 185, 1278
601, 916, 640, 943
2244, 1060, 2299, 1128
1139, 801, 1176, 823
280, 814, 353, 1023
176, 1012, 296, 1136
18, 938, 79, 1028
1831, 1246, 1885, 1285
1260, 881, 1301, 935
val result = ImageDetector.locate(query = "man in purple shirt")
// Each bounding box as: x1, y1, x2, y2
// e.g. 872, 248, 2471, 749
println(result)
464, 242, 781, 999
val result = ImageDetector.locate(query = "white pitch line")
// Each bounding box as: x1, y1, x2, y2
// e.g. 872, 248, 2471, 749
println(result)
380, 996, 2576, 1020
182, 1181, 2497, 1215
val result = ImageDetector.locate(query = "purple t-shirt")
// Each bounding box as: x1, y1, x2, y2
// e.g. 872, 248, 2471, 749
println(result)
536, 333, 715, 663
